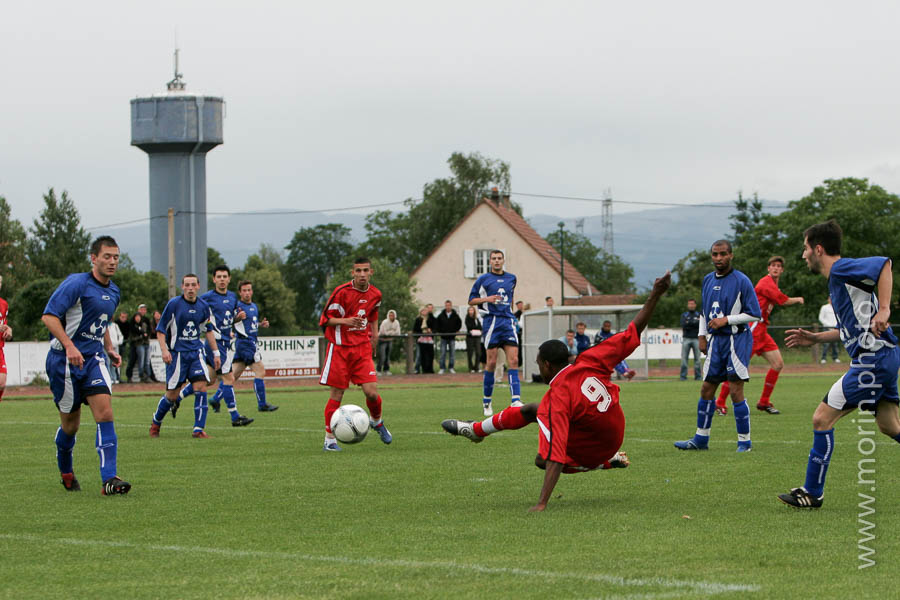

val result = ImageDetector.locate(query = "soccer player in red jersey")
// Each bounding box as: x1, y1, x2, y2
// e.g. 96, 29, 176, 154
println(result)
0, 275, 12, 402
319, 257, 392, 451
716, 256, 803, 416
442, 271, 670, 511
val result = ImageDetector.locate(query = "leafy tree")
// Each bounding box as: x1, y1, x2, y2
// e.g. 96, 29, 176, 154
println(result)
9, 277, 61, 340
325, 255, 419, 337
360, 152, 515, 271
241, 249, 297, 335
114, 264, 168, 316
544, 228, 635, 294
207, 247, 226, 288
730, 191, 764, 244
26, 188, 91, 279
283, 224, 354, 328
636, 249, 709, 327
0, 196, 36, 300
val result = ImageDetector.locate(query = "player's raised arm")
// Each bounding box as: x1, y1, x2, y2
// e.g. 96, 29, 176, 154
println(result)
632, 271, 671, 335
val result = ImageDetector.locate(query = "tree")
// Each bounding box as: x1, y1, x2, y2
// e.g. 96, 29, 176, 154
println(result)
9, 277, 61, 340
283, 224, 354, 328
207, 247, 226, 288
360, 152, 515, 272
730, 191, 765, 244
544, 228, 635, 294
114, 264, 169, 315
26, 188, 91, 279
0, 196, 36, 300
241, 249, 297, 335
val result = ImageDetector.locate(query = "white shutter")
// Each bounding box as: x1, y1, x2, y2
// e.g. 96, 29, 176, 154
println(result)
463, 249, 475, 278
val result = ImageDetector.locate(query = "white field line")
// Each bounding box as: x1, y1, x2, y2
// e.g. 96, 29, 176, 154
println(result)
0, 533, 759, 595
1, 420, 896, 445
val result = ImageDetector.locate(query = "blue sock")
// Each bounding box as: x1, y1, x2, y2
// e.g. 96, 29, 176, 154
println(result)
95, 421, 117, 482
179, 383, 194, 400
733, 399, 751, 442
483, 371, 495, 402
508, 369, 521, 401
211, 384, 225, 405
615, 361, 628, 375
893, 432, 900, 444
194, 392, 208, 432
804, 428, 834, 498
223, 384, 238, 422
254, 378, 266, 408
153, 396, 172, 424
55, 427, 76, 474
694, 398, 713, 445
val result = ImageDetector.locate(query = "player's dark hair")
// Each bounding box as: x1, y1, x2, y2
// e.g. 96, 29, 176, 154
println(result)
490, 249, 504, 258
90, 235, 118, 256
603, 320, 612, 326
804, 220, 842, 256
566, 329, 575, 335
538, 339, 570, 368
710, 239, 733, 253
545, 296, 552, 301
353, 256, 371, 266
576, 321, 586, 327
768, 255, 784, 266
182, 273, 199, 284
213, 264, 230, 276
238, 279, 252, 290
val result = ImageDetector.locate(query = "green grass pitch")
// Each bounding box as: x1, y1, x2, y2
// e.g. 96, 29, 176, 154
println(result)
1, 374, 896, 599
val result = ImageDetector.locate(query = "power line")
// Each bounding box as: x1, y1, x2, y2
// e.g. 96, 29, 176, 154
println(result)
510, 191, 782, 209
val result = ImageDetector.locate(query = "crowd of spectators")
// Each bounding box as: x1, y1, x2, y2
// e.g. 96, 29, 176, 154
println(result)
104, 303, 161, 384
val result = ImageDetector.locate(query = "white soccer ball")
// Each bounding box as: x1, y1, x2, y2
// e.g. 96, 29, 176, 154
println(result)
330, 404, 370, 444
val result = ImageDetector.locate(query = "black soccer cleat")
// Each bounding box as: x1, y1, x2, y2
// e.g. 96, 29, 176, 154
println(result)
209, 400, 221, 413
258, 404, 279, 412
232, 415, 254, 427
102, 476, 132, 496
441, 419, 483, 443
171, 398, 181, 419
778, 487, 822, 509
757, 404, 781, 415
60, 473, 81, 492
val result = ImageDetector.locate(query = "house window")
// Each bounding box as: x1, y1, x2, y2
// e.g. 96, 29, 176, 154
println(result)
464, 248, 506, 278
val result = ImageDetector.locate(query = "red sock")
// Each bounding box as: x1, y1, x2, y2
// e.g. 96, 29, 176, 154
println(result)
716, 382, 730, 408
759, 369, 779, 406
324, 399, 342, 433
0, 388, 4, 402
366, 395, 383, 422
473, 406, 527, 437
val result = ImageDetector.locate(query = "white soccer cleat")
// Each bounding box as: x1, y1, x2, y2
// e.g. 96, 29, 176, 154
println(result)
441, 419, 484, 443
608, 451, 629, 468
510, 400, 523, 408
483, 402, 493, 416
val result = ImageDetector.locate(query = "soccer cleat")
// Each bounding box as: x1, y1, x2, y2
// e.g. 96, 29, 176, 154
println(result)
608, 451, 629, 468
449, 368, 456, 374
191, 430, 210, 438
231, 415, 254, 427
441, 419, 484, 443
438, 369, 445, 374
149, 423, 160, 438
674, 438, 708, 450
60, 473, 81, 492
483, 402, 493, 417
715, 404, 728, 416
371, 421, 393, 444
171, 398, 181, 419
737, 441, 752, 452
258, 404, 279, 412
778, 487, 823, 509
209, 399, 221, 413
510, 399, 523, 408
757, 404, 781, 414
101, 476, 131, 496
625, 369, 636, 380
323, 439, 342, 452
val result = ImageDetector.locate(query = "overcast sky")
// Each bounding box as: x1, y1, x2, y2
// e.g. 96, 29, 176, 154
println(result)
3, 1, 899, 233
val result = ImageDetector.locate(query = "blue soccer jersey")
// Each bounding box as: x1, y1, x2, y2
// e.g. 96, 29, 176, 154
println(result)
233, 301, 260, 343
829, 257, 898, 359
701, 269, 761, 337
157, 296, 215, 352
43, 273, 121, 356
469, 271, 517, 319
201, 289, 239, 343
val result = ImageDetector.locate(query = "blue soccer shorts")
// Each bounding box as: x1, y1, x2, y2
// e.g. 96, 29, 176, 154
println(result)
233, 340, 262, 365
204, 339, 234, 375
482, 315, 519, 349
165, 349, 210, 390
702, 330, 752, 383
47, 351, 112, 414
824, 347, 900, 413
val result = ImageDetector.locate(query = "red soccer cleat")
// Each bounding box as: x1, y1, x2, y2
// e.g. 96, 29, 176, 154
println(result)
149, 423, 160, 438
625, 369, 636, 380
191, 430, 210, 438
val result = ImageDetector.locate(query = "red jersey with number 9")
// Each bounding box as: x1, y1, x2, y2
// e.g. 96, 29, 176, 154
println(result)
319, 282, 382, 347
536, 321, 640, 469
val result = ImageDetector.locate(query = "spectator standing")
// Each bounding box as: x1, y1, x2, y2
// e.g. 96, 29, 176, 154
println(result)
136, 304, 155, 382
436, 300, 462, 374
465, 306, 483, 372
108, 312, 126, 384
126, 310, 151, 383
378, 310, 401, 375
413, 306, 436, 374
680, 299, 702, 381
514, 300, 525, 364
574, 322, 591, 355
818, 298, 840, 363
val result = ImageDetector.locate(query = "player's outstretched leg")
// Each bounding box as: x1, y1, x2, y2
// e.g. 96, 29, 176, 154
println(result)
778, 428, 832, 509
56, 427, 80, 491
715, 382, 729, 416
150, 396, 172, 437
674, 398, 712, 450
442, 404, 534, 443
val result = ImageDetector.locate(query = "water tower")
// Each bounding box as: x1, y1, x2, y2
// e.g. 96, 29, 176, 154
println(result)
130, 49, 223, 291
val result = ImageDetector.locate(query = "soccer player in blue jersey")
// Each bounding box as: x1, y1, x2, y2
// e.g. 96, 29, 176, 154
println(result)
149, 274, 220, 438
593, 321, 636, 379
779, 220, 899, 508
176, 266, 253, 427
469, 250, 520, 416
674, 240, 761, 452
232, 280, 278, 412
42, 236, 130, 495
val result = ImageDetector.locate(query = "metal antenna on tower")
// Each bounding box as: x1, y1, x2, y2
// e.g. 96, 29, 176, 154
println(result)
601, 189, 613, 255
575, 218, 584, 236
167, 45, 186, 92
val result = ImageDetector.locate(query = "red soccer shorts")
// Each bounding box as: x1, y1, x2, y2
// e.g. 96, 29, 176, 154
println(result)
752, 326, 779, 357
0, 348, 6, 375
537, 405, 625, 473
319, 343, 377, 389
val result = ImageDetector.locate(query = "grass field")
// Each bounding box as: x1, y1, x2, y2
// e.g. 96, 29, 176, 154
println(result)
1, 374, 896, 599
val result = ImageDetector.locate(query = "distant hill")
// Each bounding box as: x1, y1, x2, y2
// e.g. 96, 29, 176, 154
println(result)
109, 203, 787, 290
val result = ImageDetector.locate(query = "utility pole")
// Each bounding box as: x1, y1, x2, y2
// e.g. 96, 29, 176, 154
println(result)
558, 221, 565, 306
601, 188, 613, 255
167, 208, 176, 298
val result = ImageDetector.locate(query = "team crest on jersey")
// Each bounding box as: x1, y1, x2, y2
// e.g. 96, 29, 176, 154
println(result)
182, 321, 198, 338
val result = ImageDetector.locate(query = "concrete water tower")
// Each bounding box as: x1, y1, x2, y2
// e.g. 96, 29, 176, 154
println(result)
130, 49, 223, 291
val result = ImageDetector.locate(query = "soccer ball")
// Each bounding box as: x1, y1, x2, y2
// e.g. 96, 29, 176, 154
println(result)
330, 404, 370, 444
